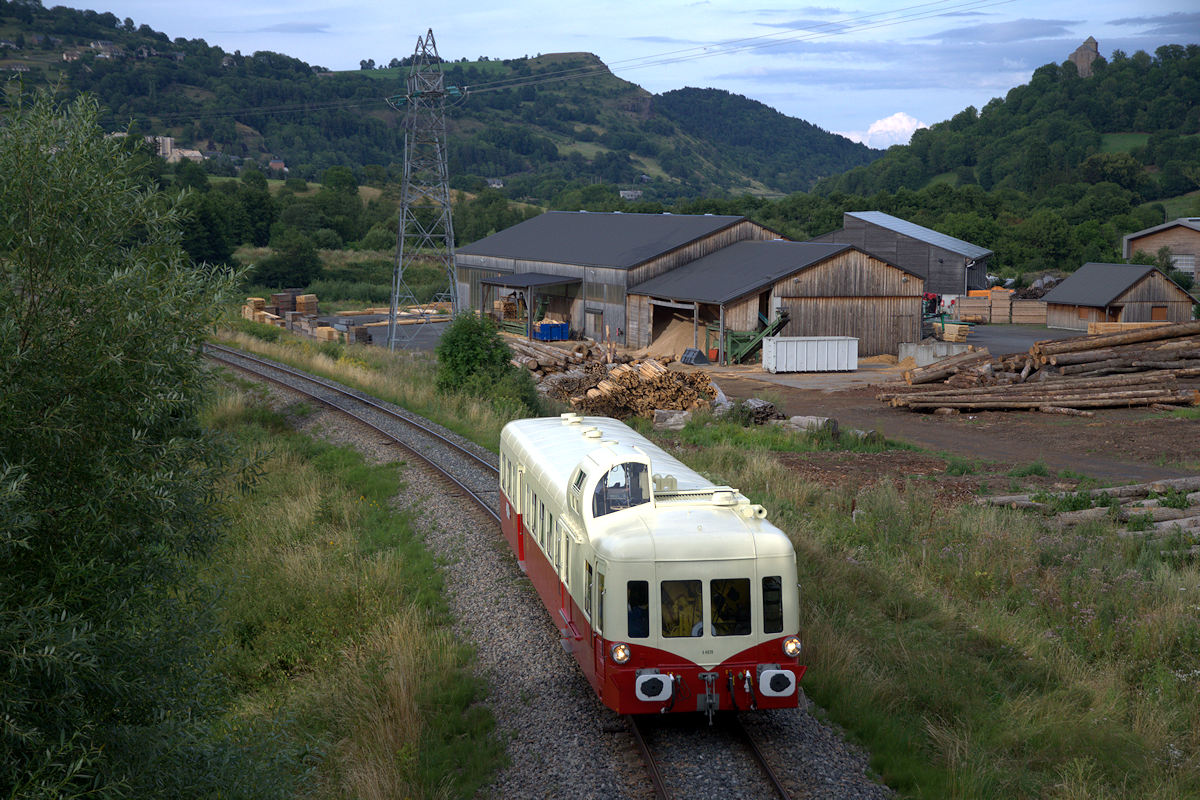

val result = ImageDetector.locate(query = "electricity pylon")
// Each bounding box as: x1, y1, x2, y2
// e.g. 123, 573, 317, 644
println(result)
386, 29, 462, 350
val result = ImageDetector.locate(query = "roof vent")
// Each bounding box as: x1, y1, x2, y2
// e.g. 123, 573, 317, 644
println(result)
711, 490, 736, 506
582, 428, 602, 439
560, 412, 583, 425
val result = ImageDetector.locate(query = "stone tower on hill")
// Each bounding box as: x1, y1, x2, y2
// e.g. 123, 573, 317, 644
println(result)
1070, 36, 1099, 78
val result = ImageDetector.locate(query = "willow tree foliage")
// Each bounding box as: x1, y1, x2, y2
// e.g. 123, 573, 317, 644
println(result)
0, 94, 257, 797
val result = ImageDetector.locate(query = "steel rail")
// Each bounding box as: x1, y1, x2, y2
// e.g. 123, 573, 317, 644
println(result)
728, 715, 793, 799
204, 343, 500, 523
626, 715, 672, 800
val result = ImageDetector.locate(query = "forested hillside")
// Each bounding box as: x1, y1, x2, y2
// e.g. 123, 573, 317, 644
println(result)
654, 88, 877, 192
0, 0, 879, 202
817, 45, 1200, 201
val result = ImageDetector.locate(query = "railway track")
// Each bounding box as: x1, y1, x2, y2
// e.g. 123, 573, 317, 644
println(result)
629, 713, 794, 800
204, 343, 500, 522
205, 343, 802, 800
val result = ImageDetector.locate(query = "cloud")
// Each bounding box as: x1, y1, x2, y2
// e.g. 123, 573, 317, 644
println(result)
1108, 12, 1200, 38
922, 18, 1079, 44
756, 18, 853, 33
251, 22, 331, 34
838, 112, 927, 149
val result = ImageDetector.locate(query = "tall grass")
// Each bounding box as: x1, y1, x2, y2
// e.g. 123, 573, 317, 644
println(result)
663, 428, 1200, 798
202, 390, 502, 798
213, 323, 513, 449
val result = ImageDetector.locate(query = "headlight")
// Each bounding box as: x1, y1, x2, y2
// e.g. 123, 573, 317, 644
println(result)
610, 643, 631, 664
782, 636, 802, 658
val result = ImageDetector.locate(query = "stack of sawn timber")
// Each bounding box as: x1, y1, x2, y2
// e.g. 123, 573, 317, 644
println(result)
979, 475, 1200, 547
880, 320, 1200, 414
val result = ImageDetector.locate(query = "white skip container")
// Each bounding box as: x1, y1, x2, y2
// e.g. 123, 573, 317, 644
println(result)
762, 336, 858, 373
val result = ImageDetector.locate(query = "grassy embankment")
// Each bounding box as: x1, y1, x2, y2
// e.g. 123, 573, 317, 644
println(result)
215, 321, 1199, 798
201, 371, 504, 798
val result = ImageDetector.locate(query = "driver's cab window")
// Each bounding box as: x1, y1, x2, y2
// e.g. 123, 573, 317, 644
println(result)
592, 462, 649, 517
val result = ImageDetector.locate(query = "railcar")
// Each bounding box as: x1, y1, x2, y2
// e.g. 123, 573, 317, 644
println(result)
498, 413, 805, 720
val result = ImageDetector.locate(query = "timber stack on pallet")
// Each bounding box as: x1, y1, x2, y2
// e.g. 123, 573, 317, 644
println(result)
880, 319, 1200, 414
567, 359, 716, 419
978, 476, 1200, 547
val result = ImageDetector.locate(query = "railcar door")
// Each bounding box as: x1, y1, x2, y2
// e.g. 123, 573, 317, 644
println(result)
593, 561, 607, 680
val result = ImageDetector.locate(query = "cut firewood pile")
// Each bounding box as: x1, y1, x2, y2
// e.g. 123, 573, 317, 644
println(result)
979, 476, 1200, 547
879, 319, 1200, 414
536, 358, 716, 419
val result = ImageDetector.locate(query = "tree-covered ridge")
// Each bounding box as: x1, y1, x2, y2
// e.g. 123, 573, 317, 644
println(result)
0, 0, 883, 203
653, 88, 880, 193
816, 45, 1200, 200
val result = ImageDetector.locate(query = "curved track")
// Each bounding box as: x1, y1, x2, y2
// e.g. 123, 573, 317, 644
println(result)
205, 343, 797, 800
204, 343, 500, 522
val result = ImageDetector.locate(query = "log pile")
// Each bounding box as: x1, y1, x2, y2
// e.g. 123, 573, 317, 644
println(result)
978, 476, 1200, 544
560, 359, 716, 419
881, 320, 1200, 414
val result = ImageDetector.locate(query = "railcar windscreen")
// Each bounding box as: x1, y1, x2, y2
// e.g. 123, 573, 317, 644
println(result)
661, 580, 703, 638
627, 580, 649, 638
711, 578, 752, 636
592, 462, 650, 517
762, 576, 784, 634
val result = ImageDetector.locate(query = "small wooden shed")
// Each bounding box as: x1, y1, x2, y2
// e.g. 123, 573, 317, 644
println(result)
1042, 262, 1196, 331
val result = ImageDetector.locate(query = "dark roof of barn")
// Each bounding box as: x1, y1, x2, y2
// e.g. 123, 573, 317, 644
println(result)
627, 240, 919, 305
454, 211, 748, 269
1041, 262, 1162, 307
846, 211, 993, 260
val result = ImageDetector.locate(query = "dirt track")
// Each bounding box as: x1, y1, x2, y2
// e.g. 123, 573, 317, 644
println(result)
711, 373, 1200, 485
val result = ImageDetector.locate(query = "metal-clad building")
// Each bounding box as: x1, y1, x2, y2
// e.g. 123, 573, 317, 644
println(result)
455, 211, 777, 342
812, 210, 991, 297
1042, 262, 1196, 330
627, 241, 923, 357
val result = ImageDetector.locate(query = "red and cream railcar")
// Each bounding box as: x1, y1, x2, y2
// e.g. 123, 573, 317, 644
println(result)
498, 413, 805, 719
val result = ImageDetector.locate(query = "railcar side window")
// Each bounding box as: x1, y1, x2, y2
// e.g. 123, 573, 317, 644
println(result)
539, 500, 547, 548
585, 562, 593, 619
661, 580, 702, 638
762, 576, 784, 634
627, 581, 649, 639
711, 578, 751, 636
592, 462, 650, 517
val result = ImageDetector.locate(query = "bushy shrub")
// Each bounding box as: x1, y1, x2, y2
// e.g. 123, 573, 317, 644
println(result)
435, 314, 538, 415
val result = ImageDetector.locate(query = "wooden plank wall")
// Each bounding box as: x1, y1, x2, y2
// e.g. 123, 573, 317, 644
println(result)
626, 220, 776, 287
1114, 272, 1195, 323
770, 249, 922, 355
1125, 227, 1200, 265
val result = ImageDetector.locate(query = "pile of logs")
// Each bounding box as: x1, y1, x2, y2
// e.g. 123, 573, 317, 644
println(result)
881, 320, 1200, 414
979, 476, 1200, 546
562, 359, 716, 419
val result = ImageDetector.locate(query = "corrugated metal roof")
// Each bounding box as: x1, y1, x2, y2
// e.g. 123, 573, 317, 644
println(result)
627, 240, 917, 305
455, 211, 747, 269
1041, 262, 1157, 307
846, 211, 993, 260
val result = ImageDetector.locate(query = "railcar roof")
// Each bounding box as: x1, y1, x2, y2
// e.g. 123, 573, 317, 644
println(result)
591, 504, 794, 562
501, 415, 713, 509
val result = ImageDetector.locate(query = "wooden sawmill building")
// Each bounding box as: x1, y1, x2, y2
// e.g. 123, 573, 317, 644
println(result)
1042, 262, 1196, 331
454, 211, 778, 343
812, 210, 992, 297
626, 241, 924, 357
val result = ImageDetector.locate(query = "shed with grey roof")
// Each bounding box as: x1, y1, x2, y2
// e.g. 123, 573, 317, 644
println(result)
1042, 262, 1196, 331
455, 211, 778, 342
812, 210, 992, 297
627, 240, 923, 357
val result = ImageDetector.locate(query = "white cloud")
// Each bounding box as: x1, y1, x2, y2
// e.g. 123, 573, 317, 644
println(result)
839, 111, 928, 149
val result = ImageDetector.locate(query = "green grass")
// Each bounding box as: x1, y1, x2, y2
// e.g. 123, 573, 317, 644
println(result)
1099, 132, 1150, 153
201, 388, 504, 798
1008, 460, 1049, 478
1146, 189, 1200, 220
645, 422, 1200, 799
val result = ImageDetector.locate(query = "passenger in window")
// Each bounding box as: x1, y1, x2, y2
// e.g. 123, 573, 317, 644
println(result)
661, 580, 702, 638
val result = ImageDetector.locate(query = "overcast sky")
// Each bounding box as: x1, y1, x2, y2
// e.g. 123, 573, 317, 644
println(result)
65, 0, 1200, 149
